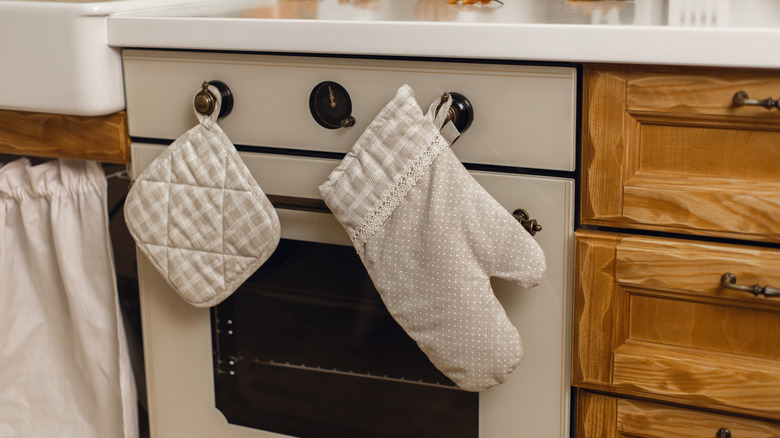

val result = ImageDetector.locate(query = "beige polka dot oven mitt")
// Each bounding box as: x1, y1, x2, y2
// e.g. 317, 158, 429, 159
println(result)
125, 84, 280, 308
319, 85, 547, 391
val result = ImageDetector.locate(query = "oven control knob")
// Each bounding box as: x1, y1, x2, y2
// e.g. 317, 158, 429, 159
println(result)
445, 92, 474, 134
434, 92, 474, 134
194, 80, 234, 119
309, 81, 356, 130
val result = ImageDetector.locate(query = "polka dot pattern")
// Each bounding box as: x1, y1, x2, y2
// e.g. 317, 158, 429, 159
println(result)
321, 85, 547, 392
363, 147, 546, 391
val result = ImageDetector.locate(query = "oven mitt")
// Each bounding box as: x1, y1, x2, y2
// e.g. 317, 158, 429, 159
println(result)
124, 84, 281, 308
319, 85, 546, 391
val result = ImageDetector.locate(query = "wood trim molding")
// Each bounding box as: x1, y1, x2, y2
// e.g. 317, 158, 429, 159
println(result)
576, 390, 618, 438
580, 66, 627, 225
0, 110, 130, 163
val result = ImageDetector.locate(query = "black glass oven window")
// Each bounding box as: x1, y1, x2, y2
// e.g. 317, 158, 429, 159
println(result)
212, 238, 478, 438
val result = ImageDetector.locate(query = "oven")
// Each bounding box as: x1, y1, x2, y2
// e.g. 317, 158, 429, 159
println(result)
124, 50, 576, 437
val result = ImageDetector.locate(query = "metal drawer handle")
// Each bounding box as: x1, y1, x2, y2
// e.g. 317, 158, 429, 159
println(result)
716, 428, 731, 438
733, 90, 779, 110
720, 272, 780, 298
512, 209, 542, 236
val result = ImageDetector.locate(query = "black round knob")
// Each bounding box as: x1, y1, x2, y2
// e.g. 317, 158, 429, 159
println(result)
716, 428, 731, 438
194, 80, 233, 119
309, 81, 355, 130
445, 92, 474, 134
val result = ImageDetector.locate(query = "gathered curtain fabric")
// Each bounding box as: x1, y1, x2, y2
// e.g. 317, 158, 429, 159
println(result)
0, 158, 137, 438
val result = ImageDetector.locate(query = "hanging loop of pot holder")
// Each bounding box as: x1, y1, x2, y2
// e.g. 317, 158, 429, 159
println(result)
124, 84, 281, 307
427, 93, 460, 145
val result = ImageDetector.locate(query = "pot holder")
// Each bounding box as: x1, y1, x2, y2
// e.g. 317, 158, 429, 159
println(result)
124, 84, 281, 307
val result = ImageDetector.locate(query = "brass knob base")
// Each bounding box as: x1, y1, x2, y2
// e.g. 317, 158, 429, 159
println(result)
194, 80, 234, 119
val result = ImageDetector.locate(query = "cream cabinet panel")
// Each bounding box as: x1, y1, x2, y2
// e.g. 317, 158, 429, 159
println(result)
123, 50, 576, 171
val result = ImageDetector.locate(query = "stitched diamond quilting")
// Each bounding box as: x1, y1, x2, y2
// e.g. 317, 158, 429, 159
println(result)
167, 248, 225, 306
123, 180, 169, 247
124, 99, 281, 308
171, 135, 226, 188
223, 153, 252, 192
168, 185, 223, 253
222, 190, 274, 256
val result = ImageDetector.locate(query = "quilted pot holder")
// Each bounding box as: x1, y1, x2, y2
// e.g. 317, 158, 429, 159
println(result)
125, 83, 281, 307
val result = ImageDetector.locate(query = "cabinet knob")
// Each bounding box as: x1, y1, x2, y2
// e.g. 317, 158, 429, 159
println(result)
194, 80, 234, 119
716, 428, 731, 438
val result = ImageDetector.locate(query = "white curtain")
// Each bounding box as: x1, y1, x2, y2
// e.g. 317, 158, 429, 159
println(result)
0, 158, 137, 438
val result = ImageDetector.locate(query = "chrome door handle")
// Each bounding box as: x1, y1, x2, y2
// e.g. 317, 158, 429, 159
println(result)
720, 272, 780, 298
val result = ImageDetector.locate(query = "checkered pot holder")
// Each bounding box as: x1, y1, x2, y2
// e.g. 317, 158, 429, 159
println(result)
124, 84, 280, 307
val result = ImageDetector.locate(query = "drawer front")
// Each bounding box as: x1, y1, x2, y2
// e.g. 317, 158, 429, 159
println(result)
122, 50, 577, 171
626, 69, 780, 119
573, 230, 780, 419
577, 390, 780, 438
581, 65, 780, 243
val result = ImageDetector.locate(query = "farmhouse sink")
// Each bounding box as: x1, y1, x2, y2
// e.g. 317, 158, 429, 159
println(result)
0, 0, 199, 116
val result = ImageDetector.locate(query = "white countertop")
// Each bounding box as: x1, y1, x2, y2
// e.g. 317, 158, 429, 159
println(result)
107, 0, 780, 69
0, 0, 201, 115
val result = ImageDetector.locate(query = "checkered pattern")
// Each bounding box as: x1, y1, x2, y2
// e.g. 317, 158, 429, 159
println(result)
125, 86, 280, 307
319, 85, 437, 243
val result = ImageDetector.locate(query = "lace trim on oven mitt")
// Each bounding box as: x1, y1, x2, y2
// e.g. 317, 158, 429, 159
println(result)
319, 84, 546, 391
124, 84, 281, 308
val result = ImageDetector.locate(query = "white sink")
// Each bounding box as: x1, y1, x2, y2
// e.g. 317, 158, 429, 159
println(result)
0, 0, 199, 116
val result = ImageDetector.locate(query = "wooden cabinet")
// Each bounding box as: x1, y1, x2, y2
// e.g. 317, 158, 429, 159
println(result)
581, 65, 780, 244
577, 391, 780, 438
575, 65, 780, 436
574, 230, 780, 417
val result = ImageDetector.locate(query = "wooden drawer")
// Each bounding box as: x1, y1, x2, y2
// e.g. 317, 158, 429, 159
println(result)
581, 65, 780, 243
573, 230, 780, 420
577, 390, 780, 438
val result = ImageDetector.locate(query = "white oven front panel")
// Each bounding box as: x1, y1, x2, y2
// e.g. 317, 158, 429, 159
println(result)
123, 50, 577, 172
132, 143, 573, 438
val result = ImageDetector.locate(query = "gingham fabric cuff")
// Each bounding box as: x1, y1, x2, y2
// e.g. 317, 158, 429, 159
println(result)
319, 84, 448, 255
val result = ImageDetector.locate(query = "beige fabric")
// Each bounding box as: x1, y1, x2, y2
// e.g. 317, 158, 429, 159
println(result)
320, 85, 547, 391
125, 85, 280, 307
0, 159, 137, 437
319, 86, 438, 249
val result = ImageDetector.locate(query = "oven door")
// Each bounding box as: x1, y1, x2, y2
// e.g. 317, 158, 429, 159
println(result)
132, 143, 573, 438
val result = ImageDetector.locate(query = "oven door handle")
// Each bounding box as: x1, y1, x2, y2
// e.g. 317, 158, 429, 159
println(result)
267, 194, 331, 214
268, 195, 542, 236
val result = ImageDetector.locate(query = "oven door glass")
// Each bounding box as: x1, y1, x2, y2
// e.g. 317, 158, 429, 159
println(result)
211, 237, 478, 438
